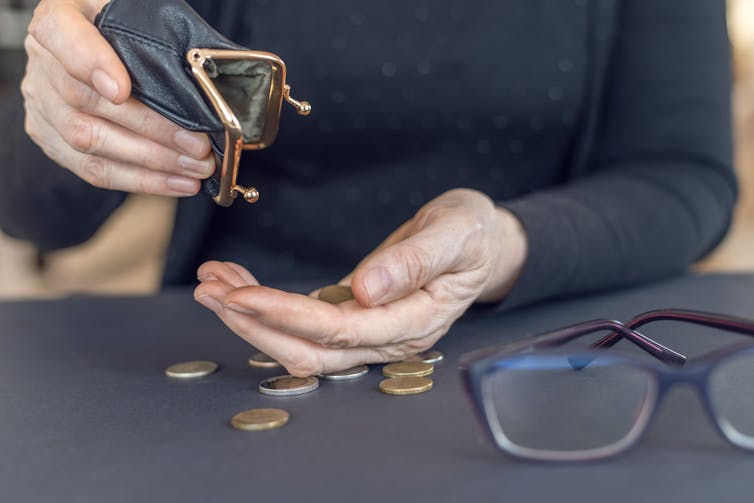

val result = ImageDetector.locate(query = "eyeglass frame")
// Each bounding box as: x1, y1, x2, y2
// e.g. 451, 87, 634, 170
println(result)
459, 309, 754, 462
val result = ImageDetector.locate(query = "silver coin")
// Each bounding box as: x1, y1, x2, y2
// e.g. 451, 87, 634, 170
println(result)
258, 375, 320, 396
405, 350, 444, 365
318, 365, 369, 381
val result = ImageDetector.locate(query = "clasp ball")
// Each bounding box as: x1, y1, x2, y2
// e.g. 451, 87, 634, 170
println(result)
243, 188, 260, 203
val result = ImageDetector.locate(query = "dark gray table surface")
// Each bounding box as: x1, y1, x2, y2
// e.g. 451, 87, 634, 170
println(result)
2, 273, 754, 503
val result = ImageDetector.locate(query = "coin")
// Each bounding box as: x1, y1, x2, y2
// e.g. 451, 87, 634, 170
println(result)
404, 350, 444, 365
318, 285, 354, 304
319, 365, 369, 381
230, 408, 290, 431
382, 361, 434, 378
164, 360, 218, 379
248, 352, 281, 369
379, 376, 433, 395
259, 375, 320, 396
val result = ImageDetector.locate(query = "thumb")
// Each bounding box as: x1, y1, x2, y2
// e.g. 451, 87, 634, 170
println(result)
351, 229, 458, 307
29, 1, 131, 104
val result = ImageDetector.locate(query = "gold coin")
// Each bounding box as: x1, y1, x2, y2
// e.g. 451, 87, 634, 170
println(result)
248, 352, 281, 369
259, 375, 320, 396
379, 376, 433, 395
404, 350, 444, 365
230, 408, 290, 431
382, 361, 434, 378
318, 285, 354, 304
164, 360, 218, 379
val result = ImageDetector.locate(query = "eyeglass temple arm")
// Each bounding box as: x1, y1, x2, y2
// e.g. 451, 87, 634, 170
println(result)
590, 309, 754, 355
530, 319, 686, 365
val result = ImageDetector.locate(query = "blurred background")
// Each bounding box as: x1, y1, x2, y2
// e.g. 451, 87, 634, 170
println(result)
0, 0, 752, 298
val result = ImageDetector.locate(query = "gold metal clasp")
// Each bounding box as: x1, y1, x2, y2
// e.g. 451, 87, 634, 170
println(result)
186, 48, 311, 206
283, 85, 312, 116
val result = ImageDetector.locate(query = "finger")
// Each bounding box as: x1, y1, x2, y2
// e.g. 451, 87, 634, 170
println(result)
316, 218, 413, 299
350, 221, 465, 307
29, 2, 131, 104
52, 78, 212, 159
197, 261, 258, 288
222, 284, 445, 348
26, 36, 213, 169
194, 281, 387, 376
224, 262, 259, 286
45, 99, 213, 178
26, 105, 200, 196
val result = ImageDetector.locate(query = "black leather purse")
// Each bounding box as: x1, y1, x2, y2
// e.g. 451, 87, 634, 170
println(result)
95, 0, 310, 206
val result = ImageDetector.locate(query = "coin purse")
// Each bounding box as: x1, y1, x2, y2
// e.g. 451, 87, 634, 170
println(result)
95, 0, 310, 206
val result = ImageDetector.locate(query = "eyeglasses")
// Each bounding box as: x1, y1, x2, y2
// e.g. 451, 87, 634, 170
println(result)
187, 48, 311, 206
459, 309, 754, 462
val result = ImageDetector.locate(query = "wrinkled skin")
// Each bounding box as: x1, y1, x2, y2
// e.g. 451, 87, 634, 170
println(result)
195, 189, 528, 377
22, 0, 214, 196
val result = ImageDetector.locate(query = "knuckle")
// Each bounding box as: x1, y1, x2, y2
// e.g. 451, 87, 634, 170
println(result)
23, 34, 37, 56
135, 172, 157, 195
65, 113, 98, 153
394, 243, 432, 287
61, 78, 99, 110
322, 316, 356, 349
414, 203, 449, 227
405, 338, 434, 354
19, 75, 34, 101
79, 156, 110, 189
28, 1, 60, 42
427, 281, 459, 306
378, 346, 410, 362
28, 3, 50, 39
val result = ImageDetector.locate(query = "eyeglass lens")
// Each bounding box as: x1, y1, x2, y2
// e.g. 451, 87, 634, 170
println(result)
482, 355, 655, 459
709, 350, 754, 449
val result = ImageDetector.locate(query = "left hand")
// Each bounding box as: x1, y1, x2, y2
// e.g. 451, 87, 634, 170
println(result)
193, 188, 527, 376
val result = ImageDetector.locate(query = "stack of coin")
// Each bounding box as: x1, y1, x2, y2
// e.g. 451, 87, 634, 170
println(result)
259, 375, 320, 396
382, 361, 434, 378
380, 361, 435, 396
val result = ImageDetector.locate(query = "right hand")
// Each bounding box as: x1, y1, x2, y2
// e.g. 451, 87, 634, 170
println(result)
21, 0, 215, 196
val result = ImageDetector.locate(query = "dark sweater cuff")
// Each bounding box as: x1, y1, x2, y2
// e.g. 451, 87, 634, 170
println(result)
496, 195, 579, 311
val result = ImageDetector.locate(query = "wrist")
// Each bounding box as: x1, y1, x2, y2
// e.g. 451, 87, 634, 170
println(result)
477, 206, 528, 303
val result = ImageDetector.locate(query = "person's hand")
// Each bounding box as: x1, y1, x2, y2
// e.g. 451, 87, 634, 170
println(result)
21, 0, 214, 196
193, 188, 528, 376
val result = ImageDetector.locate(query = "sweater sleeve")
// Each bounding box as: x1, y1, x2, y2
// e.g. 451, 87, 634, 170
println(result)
500, 0, 737, 309
0, 89, 126, 252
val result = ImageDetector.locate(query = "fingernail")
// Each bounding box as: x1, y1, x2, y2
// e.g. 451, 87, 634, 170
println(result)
363, 266, 391, 304
197, 273, 216, 282
91, 69, 119, 102
178, 155, 213, 178
174, 130, 209, 158
195, 294, 222, 313
167, 176, 198, 196
225, 303, 258, 316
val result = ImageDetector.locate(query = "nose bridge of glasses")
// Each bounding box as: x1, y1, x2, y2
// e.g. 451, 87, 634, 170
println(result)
647, 378, 725, 448
658, 364, 707, 387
